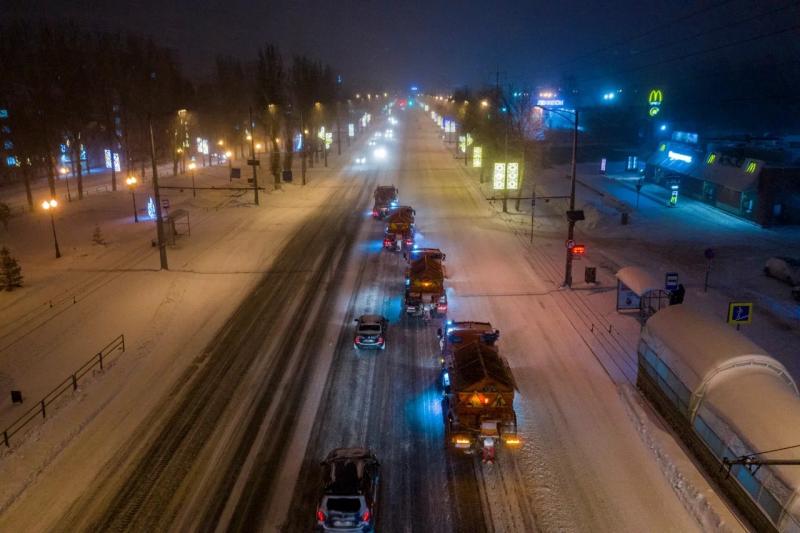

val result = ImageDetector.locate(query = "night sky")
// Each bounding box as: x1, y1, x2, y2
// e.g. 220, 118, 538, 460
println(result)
3, 0, 799, 100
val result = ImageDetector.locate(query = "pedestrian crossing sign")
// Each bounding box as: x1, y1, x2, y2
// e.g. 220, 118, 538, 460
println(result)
727, 302, 753, 325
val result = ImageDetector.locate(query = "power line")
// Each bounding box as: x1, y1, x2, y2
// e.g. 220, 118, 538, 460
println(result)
626, 1, 799, 64
573, 23, 800, 85
547, 0, 739, 70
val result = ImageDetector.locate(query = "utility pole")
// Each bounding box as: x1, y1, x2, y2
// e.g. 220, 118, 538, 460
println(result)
149, 115, 168, 270
564, 110, 579, 288
300, 110, 307, 185
530, 186, 536, 244
336, 101, 342, 156
502, 114, 509, 213
249, 107, 260, 206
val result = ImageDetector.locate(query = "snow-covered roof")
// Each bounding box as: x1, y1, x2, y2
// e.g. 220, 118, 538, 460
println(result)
704, 371, 800, 497
616, 266, 662, 296
693, 158, 761, 192
642, 306, 796, 417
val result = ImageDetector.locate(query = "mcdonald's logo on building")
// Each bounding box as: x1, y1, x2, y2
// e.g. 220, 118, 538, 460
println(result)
648, 89, 663, 105
648, 89, 663, 117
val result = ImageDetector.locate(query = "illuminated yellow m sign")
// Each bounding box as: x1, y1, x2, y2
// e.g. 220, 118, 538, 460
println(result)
649, 89, 663, 105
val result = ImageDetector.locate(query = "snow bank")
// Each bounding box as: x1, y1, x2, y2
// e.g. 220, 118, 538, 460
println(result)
619, 384, 734, 532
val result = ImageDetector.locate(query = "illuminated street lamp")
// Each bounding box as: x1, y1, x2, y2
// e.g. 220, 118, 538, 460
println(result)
480, 99, 489, 108
41, 199, 61, 258
217, 139, 225, 147
255, 142, 263, 153
125, 176, 139, 222
59, 166, 73, 202
188, 161, 197, 198
225, 150, 233, 169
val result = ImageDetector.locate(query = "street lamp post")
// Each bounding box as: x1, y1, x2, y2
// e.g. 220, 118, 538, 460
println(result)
532, 105, 579, 288
248, 106, 260, 206
188, 162, 197, 198
41, 199, 61, 258
564, 110, 579, 288
126, 176, 139, 222
59, 166, 72, 202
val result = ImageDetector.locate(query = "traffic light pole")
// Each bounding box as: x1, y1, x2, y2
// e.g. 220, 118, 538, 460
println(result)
564, 109, 579, 288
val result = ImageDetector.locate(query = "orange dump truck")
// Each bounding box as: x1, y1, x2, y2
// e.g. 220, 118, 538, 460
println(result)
404, 255, 447, 316
383, 206, 415, 251
439, 321, 520, 458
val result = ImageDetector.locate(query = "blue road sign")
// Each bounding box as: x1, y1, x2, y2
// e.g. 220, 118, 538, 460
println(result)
665, 272, 679, 291
727, 302, 753, 325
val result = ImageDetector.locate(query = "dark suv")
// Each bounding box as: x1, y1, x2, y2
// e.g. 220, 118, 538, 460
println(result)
354, 315, 387, 350
316, 448, 380, 532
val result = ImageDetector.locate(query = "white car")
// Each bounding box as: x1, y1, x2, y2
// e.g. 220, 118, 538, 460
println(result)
764, 256, 800, 285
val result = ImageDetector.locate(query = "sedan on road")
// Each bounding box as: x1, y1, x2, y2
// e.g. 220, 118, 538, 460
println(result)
316, 448, 380, 532
353, 314, 387, 350
764, 256, 800, 285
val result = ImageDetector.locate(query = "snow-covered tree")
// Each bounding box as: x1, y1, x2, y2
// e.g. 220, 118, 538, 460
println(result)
92, 225, 106, 245
0, 246, 23, 291
0, 203, 10, 230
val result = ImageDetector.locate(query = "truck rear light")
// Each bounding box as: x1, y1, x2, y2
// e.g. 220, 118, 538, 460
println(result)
316, 509, 326, 522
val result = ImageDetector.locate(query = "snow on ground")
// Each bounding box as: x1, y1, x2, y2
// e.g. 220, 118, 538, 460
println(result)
479, 157, 799, 377
0, 140, 367, 529
407, 113, 737, 531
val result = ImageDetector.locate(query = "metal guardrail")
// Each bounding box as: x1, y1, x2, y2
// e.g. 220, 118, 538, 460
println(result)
2, 334, 126, 448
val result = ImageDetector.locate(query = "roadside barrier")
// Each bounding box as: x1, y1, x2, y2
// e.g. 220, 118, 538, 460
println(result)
2, 334, 125, 448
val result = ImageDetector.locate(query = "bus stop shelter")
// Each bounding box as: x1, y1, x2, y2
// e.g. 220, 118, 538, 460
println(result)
616, 265, 670, 321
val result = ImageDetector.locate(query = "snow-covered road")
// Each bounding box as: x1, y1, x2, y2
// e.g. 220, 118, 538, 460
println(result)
0, 108, 745, 532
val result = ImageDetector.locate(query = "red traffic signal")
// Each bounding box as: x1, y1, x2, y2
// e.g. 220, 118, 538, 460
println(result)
571, 244, 586, 256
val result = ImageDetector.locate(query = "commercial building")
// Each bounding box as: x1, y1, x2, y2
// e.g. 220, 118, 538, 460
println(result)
645, 136, 800, 226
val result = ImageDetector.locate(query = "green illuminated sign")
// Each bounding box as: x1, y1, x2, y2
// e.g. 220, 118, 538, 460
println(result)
493, 163, 505, 190
473, 146, 482, 168
745, 161, 757, 174
492, 162, 521, 190
648, 89, 663, 117
706, 153, 717, 164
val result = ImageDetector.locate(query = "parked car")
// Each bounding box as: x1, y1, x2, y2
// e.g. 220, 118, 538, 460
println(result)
354, 315, 387, 350
316, 448, 380, 532
764, 256, 800, 285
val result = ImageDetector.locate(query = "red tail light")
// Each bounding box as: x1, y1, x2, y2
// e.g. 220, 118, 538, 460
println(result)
361, 510, 371, 522
355, 336, 364, 343
316, 509, 325, 522
377, 337, 384, 343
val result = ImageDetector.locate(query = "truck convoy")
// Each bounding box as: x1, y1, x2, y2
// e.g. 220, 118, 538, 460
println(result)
372, 185, 399, 219
383, 206, 415, 251
404, 252, 447, 317
439, 321, 520, 462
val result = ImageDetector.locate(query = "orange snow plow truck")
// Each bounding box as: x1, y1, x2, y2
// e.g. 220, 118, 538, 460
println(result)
404, 255, 447, 316
438, 321, 520, 460
383, 206, 415, 251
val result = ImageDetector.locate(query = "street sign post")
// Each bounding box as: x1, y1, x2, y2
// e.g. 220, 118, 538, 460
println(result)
704, 248, 715, 292
665, 272, 679, 292
727, 302, 753, 330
